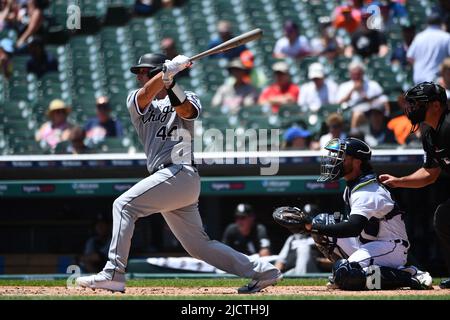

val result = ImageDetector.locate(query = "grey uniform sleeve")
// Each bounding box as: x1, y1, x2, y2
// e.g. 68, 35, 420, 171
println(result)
184, 91, 202, 121
127, 89, 151, 121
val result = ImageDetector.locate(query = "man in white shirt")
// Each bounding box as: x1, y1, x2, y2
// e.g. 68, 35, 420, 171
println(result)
336, 61, 388, 128
273, 20, 311, 59
407, 13, 450, 84
298, 62, 338, 112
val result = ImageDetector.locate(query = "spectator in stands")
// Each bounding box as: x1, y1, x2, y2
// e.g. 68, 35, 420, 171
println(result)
275, 203, 320, 275
407, 13, 450, 84
161, 37, 189, 79
79, 215, 111, 273
332, 4, 361, 34
15, 0, 48, 52
26, 36, 58, 78
387, 94, 416, 146
240, 49, 267, 89
336, 60, 388, 128
298, 62, 338, 113
55, 126, 92, 154
222, 204, 271, 257
0, 37, 13, 78
208, 20, 246, 60
391, 23, 416, 67
310, 16, 344, 61
134, 0, 162, 16
437, 58, 450, 101
35, 99, 73, 151
319, 113, 347, 149
363, 104, 397, 147
0, 0, 18, 32
434, 0, 450, 33
350, 10, 389, 59
258, 61, 299, 113
273, 20, 311, 60
84, 96, 123, 147
211, 58, 258, 114
282, 126, 312, 150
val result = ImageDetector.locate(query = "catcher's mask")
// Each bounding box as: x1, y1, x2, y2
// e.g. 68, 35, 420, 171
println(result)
404, 81, 447, 133
130, 53, 167, 79
318, 137, 371, 182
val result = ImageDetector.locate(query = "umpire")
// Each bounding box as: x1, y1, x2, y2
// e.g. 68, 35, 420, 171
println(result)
380, 81, 450, 289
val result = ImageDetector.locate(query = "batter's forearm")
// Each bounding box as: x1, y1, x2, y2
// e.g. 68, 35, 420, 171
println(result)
136, 72, 165, 110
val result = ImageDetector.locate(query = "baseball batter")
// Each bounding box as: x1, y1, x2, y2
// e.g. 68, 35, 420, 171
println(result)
76, 53, 281, 294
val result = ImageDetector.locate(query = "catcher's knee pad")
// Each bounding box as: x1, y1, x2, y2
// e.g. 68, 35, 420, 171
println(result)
331, 259, 366, 291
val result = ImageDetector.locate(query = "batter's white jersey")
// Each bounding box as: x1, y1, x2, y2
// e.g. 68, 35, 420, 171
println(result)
127, 89, 202, 173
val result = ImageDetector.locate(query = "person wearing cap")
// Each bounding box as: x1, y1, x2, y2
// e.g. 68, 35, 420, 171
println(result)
273, 20, 311, 60
211, 58, 258, 113
0, 38, 13, 78
310, 16, 344, 60
84, 96, 124, 146
407, 13, 450, 84
208, 20, 247, 60
349, 9, 389, 59
222, 204, 271, 257
336, 60, 388, 128
26, 36, 58, 78
282, 126, 312, 150
258, 61, 300, 113
240, 49, 267, 89
319, 113, 347, 149
332, 4, 361, 34
298, 62, 338, 113
363, 104, 396, 147
35, 99, 73, 150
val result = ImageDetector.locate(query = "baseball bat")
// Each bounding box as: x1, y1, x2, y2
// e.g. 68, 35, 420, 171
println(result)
189, 28, 263, 62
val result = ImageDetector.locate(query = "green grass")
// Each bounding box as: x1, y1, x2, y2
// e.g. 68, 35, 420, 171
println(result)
0, 278, 328, 287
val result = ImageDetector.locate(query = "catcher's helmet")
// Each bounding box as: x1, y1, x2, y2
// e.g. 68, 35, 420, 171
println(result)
130, 53, 167, 78
404, 81, 448, 132
318, 137, 371, 182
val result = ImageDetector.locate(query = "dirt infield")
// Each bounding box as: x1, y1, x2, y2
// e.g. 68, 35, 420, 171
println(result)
0, 285, 448, 297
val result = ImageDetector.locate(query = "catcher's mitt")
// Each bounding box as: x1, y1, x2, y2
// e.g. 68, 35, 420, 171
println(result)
272, 206, 312, 234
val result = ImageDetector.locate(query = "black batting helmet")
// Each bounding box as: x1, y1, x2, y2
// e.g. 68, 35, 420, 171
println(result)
130, 53, 167, 78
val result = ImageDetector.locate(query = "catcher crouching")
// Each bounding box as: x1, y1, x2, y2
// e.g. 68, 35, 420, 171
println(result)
273, 137, 433, 290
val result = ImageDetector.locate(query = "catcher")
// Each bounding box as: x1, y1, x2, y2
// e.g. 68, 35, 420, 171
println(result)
274, 137, 433, 290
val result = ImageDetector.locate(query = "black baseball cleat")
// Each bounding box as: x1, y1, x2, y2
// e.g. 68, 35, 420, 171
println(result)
439, 278, 450, 289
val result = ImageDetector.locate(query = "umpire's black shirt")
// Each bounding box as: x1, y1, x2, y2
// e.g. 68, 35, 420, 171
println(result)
422, 109, 450, 174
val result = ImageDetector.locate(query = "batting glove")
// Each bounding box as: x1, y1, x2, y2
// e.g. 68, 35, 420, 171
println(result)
163, 55, 191, 82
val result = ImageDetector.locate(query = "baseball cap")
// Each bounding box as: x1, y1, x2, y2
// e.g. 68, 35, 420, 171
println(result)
283, 127, 311, 142
235, 203, 254, 217
308, 62, 325, 79
272, 61, 289, 73
227, 58, 247, 71
47, 99, 71, 116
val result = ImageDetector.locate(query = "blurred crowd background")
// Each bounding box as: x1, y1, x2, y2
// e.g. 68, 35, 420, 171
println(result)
0, 0, 449, 154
